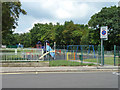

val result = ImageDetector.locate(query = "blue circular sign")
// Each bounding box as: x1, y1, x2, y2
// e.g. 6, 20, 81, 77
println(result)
102, 30, 106, 35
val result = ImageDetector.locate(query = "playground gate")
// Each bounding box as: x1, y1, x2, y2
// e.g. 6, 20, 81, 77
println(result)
98, 45, 120, 66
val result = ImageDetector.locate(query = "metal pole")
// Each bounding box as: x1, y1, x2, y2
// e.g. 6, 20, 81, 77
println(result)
81, 46, 83, 64
46, 42, 47, 59
101, 39, 103, 65
103, 46, 104, 65
54, 42, 56, 60
114, 45, 116, 66
97, 47, 98, 68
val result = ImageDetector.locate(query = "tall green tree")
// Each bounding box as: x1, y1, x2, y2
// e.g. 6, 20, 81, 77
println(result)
62, 21, 83, 45
88, 6, 120, 50
80, 25, 90, 45
2, 2, 27, 45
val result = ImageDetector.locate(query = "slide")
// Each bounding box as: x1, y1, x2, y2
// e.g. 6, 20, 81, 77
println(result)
39, 45, 55, 59
39, 50, 55, 59
46, 45, 55, 58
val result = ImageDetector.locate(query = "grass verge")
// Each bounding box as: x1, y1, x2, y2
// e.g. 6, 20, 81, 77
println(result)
49, 60, 95, 66
83, 57, 119, 65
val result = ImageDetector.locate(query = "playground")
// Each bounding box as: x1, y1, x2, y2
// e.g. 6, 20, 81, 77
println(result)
0, 40, 119, 66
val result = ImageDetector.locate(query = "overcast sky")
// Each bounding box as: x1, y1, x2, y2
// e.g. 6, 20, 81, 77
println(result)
14, 0, 118, 33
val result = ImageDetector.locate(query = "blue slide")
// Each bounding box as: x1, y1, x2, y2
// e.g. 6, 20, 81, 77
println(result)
46, 45, 55, 58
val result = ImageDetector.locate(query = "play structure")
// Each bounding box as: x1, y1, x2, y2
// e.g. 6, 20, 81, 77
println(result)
25, 43, 97, 61
38, 40, 55, 60
17, 43, 24, 48
36, 41, 42, 48
66, 45, 96, 61
22, 40, 55, 60
4, 40, 97, 62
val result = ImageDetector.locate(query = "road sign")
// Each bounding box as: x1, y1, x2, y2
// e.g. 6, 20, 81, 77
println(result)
100, 26, 108, 66
100, 26, 108, 39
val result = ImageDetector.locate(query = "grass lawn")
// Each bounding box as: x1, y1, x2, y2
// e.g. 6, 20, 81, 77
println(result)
49, 60, 95, 66
84, 57, 119, 65
2, 61, 48, 63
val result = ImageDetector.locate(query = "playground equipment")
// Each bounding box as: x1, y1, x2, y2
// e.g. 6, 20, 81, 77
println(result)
39, 50, 55, 59
67, 52, 76, 61
23, 48, 44, 60
39, 40, 55, 60
17, 43, 24, 48
66, 45, 96, 61
36, 41, 42, 48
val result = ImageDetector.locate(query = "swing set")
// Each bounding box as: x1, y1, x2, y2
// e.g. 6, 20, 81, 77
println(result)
66, 45, 96, 60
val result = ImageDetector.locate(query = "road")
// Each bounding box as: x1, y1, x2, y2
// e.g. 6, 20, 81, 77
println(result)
2, 72, 118, 88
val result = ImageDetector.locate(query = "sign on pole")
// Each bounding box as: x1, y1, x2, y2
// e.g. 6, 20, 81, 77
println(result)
100, 26, 108, 66
100, 26, 108, 39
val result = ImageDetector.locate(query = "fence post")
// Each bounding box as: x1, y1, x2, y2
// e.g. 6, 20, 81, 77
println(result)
118, 46, 120, 66
81, 46, 83, 64
98, 45, 101, 65
54, 42, 56, 60
102, 46, 104, 65
114, 45, 116, 66
49, 46, 50, 61
63, 45, 65, 60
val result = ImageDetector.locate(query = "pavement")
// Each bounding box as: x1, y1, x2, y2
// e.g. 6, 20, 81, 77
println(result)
0, 66, 119, 73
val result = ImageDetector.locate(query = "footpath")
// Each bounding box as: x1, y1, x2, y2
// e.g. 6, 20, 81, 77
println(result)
0, 66, 119, 73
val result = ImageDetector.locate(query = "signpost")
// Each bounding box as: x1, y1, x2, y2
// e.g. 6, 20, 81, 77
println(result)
100, 26, 108, 65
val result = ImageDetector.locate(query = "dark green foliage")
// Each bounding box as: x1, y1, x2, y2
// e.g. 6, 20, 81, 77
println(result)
2, 2, 27, 45
12, 21, 89, 48
28, 21, 89, 47
88, 6, 120, 50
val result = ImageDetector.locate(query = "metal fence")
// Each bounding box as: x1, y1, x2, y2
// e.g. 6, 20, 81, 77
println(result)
1, 48, 43, 62
0, 45, 119, 66
97, 45, 119, 66
49, 45, 98, 66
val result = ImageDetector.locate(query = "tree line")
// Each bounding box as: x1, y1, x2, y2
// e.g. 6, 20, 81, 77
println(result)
13, 21, 90, 47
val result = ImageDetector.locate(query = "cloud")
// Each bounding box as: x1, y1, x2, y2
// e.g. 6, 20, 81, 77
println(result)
14, 15, 36, 33
21, 0, 119, 2
20, 0, 102, 20
14, 14, 59, 33
15, 0, 118, 33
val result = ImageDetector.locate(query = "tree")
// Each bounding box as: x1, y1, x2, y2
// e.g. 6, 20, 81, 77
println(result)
62, 21, 83, 45
88, 6, 120, 50
29, 21, 90, 47
2, 2, 27, 45
80, 25, 90, 45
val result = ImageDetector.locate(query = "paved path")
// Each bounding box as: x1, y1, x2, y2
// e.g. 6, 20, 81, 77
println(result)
1, 66, 118, 73
2, 72, 118, 88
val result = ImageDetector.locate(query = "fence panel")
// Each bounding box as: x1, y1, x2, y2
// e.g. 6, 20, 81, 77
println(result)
1, 48, 43, 62
97, 45, 119, 66
49, 45, 97, 66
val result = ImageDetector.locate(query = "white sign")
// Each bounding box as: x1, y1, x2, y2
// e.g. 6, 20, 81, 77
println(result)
100, 26, 108, 39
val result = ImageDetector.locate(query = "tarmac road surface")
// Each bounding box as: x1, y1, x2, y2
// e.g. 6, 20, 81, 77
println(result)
2, 72, 118, 88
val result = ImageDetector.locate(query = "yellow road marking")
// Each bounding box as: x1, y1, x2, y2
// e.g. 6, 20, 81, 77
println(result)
0, 71, 111, 75
0, 73, 24, 75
